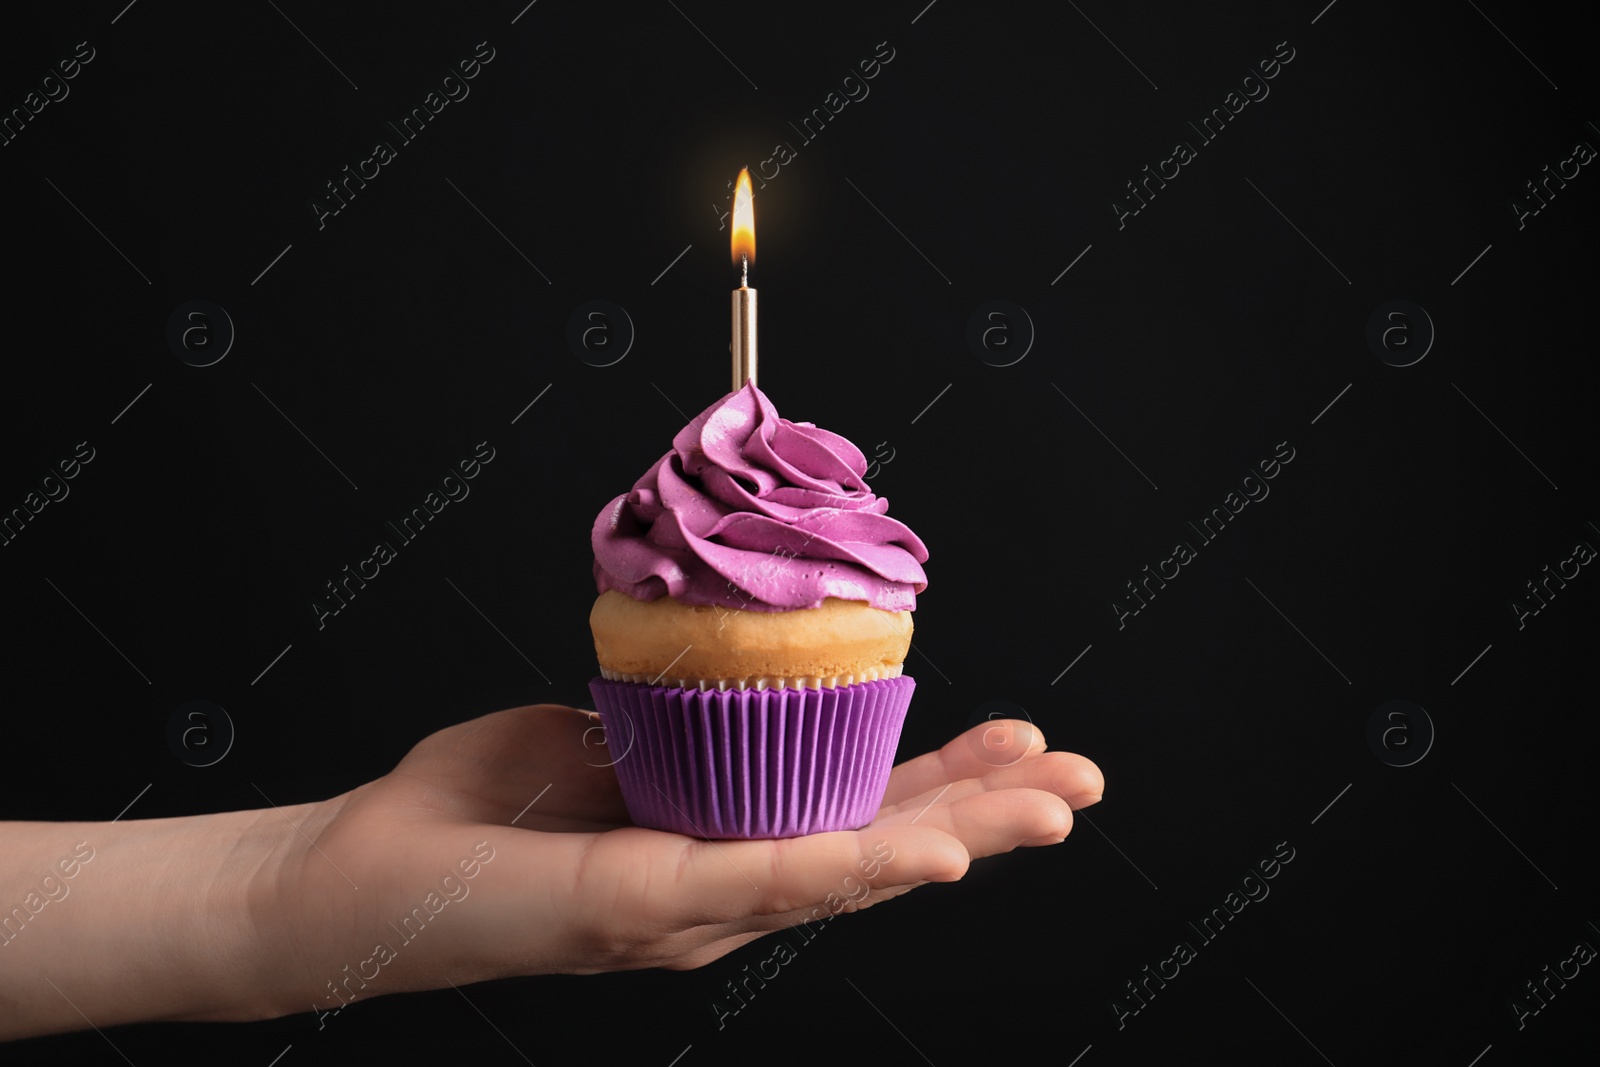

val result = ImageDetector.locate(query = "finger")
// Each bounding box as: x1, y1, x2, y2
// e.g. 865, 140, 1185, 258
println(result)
671, 879, 929, 961
880, 719, 1047, 807
880, 751, 1104, 820
660, 930, 770, 970
750, 876, 925, 929
658, 825, 969, 928
873, 787, 1074, 859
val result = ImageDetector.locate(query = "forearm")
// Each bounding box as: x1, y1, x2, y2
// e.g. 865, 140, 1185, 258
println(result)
0, 806, 298, 1041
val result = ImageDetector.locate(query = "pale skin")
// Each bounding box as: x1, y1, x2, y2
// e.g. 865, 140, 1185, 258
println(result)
0, 705, 1103, 1041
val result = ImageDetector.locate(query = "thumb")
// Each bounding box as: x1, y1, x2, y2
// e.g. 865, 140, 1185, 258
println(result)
664, 825, 968, 929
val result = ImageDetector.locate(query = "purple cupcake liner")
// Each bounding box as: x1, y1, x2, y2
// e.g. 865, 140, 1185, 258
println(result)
588, 676, 915, 839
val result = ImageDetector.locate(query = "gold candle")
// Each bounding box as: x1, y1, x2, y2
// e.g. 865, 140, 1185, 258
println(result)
730, 167, 757, 391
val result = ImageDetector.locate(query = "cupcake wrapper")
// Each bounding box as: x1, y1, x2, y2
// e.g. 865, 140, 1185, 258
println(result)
588, 675, 914, 839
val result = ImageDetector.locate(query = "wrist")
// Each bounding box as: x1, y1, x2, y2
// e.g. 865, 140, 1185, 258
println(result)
0, 805, 302, 1039
181, 804, 315, 1023
237, 796, 356, 1022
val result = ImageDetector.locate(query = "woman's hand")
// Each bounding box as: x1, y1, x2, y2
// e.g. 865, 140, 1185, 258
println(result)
1, 705, 1103, 1040
259, 705, 1103, 1018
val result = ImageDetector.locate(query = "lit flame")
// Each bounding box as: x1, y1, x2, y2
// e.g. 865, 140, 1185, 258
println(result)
730, 168, 755, 272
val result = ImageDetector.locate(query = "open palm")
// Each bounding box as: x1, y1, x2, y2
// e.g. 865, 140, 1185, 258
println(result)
255, 703, 1103, 1019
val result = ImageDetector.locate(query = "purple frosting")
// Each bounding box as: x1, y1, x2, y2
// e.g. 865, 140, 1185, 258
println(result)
592, 382, 928, 612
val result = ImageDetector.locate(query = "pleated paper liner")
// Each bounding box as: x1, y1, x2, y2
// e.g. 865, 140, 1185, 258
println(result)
588, 675, 915, 839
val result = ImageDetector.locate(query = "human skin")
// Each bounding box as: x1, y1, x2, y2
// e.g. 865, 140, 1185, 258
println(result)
0, 705, 1103, 1040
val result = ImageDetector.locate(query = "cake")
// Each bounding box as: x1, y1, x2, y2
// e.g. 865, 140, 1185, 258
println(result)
587, 381, 928, 838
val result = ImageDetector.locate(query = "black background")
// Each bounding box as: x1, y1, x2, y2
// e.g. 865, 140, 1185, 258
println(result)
4, 1, 1597, 1063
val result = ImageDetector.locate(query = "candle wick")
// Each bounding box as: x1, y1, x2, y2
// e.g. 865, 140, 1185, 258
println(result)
741, 255, 749, 289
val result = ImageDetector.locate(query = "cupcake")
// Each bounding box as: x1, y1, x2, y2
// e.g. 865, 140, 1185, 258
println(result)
588, 381, 928, 839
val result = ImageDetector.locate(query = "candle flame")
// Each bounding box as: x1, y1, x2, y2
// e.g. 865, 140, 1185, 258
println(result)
730, 168, 755, 272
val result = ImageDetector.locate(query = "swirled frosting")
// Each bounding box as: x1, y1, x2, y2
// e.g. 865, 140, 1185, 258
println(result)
592, 382, 928, 612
